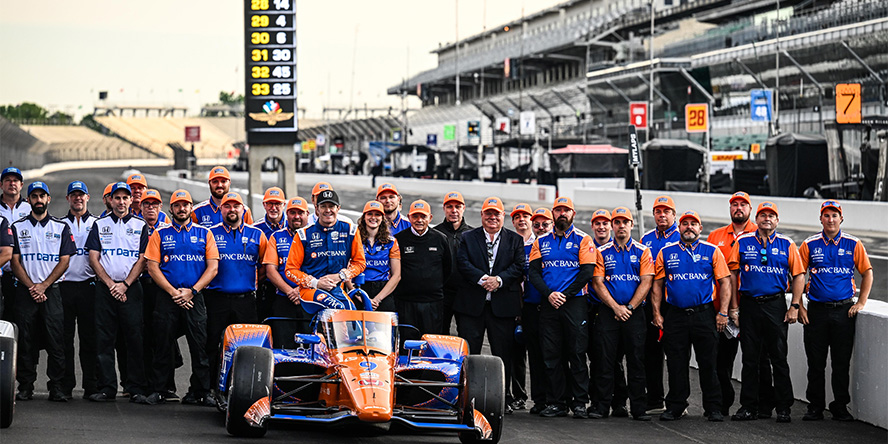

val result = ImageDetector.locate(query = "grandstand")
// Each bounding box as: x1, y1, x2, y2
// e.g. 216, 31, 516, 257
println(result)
20, 125, 154, 163
93, 116, 244, 160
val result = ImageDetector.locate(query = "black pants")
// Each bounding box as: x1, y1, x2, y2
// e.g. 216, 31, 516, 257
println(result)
141, 276, 178, 393
456, 303, 517, 401
363, 280, 396, 313
205, 290, 258, 384
95, 281, 148, 396
271, 294, 311, 321
540, 296, 589, 408
716, 334, 739, 415
739, 295, 793, 412
588, 303, 629, 410
643, 300, 666, 408
396, 299, 443, 336
1, 273, 16, 321
151, 290, 210, 396
60, 280, 98, 396
15, 283, 65, 393
662, 303, 722, 415
804, 300, 856, 413
256, 281, 276, 323
511, 326, 528, 404
442, 290, 456, 335
522, 303, 546, 407
595, 305, 647, 416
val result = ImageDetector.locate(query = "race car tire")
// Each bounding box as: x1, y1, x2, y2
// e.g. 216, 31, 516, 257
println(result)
226, 346, 273, 438
0, 321, 18, 429
458, 355, 504, 444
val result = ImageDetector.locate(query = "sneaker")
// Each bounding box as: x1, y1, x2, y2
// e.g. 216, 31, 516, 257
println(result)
130, 394, 155, 405
88, 392, 116, 402
572, 404, 588, 419
15, 390, 34, 401
529, 403, 546, 415
162, 391, 180, 402
633, 413, 652, 421
510, 399, 526, 411
659, 410, 681, 421
776, 410, 791, 423
146, 392, 166, 405
182, 392, 200, 405
588, 408, 608, 420
830, 408, 854, 422
611, 404, 629, 418
708, 411, 724, 422
48, 391, 68, 402
539, 404, 568, 418
803, 410, 824, 421
731, 407, 757, 421
199, 395, 218, 408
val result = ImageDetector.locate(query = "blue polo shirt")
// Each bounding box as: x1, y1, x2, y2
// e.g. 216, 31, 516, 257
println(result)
586, 236, 614, 303
263, 226, 299, 297
192, 198, 253, 228
595, 240, 655, 305
641, 223, 679, 260
728, 231, 804, 298
388, 211, 411, 236
254, 217, 285, 238
363, 238, 400, 282
799, 231, 872, 302
655, 240, 730, 308
523, 236, 542, 304
207, 223, 267, 294
529, 225, 598, 297
144, 219, 219, 289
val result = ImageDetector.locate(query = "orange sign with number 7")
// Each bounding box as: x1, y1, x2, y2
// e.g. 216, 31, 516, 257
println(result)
835, 83, 862, 124
685, 103, 708, 133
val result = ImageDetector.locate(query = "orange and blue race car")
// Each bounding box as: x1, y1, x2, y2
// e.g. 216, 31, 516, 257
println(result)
216, 307, 505, 443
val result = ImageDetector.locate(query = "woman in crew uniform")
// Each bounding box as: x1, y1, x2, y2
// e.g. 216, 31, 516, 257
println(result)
350, 201, 400, 312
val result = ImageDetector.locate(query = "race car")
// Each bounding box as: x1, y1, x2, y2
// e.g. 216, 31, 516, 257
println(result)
1, 320, 18, 429
217, 309, 505, 443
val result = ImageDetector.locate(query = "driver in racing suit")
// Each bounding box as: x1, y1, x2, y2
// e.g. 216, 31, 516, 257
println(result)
284, 190, 366, 313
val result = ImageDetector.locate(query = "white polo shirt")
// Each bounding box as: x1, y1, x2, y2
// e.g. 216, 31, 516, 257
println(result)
60, 211, 98, 282
11, 214, 76, 283
85, 213, 149, 282
0, 198, 30, 273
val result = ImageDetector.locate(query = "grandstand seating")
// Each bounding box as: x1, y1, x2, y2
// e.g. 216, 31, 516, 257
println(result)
20, 125, 155, 163
94, 116, 242, 159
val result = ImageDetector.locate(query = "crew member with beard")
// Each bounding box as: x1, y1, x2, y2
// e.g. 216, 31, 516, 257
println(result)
640, 195, 679, 413
144, 189, 219, 406
376, 183, 411, 235
263, 196, 311, 319
59, 181, 99, 400
705, 191, 773, 417
205, 192, 267, 389
87, 182, 153, 404
727, 202, 804, 423
10, 182, 75, 401
652, 211, 731, 421
192, 166, 254, 228
529, 197, 600, 419
433, 191, 472, 335
1, 167, 31, 321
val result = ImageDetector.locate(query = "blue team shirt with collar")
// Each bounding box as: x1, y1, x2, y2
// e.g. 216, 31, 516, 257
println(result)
523, 235, 542, 304
534, 224, 591, 297
363, 239, 395, 282
269, 227, 299, 297
658, 239, 721, 308
152, 220, 213, 289
193, 199, 252, 228
641, 222, 679, 259
801, 231, 868, 302
598, 240, 651, 305
295, 219, 359, 279
255, 217, 285, 238
586, 236, 613, 304
388, 211, 411, 236
207, 223, 265, 294
734, 231, 797, 297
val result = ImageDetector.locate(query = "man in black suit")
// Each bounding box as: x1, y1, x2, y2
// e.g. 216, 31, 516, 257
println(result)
455, 197, 526, 413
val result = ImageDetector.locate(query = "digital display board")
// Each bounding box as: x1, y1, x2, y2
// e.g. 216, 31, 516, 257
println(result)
244, 0, 297, 145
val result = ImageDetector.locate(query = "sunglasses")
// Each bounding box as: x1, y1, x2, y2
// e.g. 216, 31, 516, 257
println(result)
532, 222, 552, 229
760, 248, 768, 264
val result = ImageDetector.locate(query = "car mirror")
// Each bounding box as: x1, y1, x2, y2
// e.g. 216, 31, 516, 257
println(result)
403, 340, 427, 363
294, 333, 321, 345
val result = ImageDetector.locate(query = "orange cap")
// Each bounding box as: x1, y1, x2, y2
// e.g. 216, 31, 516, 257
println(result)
553, 196, 574, 211
142, 189, 162, 203
376, 183, 399, 198
103, 183, 115, 197
362, 200, 384, 214
311, 181, 332, 196
481, 197, 505, 213
820, 200, 842, 215
730, 191, 751, 205
126, 173, 147, 187
208, 166, 230, 181
653, 195, 675, 212
679, 210, 701, 225
286, 197, 309, 212
510, 203, 532, 217
532, 207, 553, 221
611, 207, 634, 222
408, 199, 431, 216
170, 189, 193, 205
591, 209, 612, 223
220, 192, 243, 207
263, 187, 285, 203
757, 201, 779, 217
443, 191, 465, 205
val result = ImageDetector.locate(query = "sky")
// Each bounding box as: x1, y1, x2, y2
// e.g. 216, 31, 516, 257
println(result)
0, 0, 562, 120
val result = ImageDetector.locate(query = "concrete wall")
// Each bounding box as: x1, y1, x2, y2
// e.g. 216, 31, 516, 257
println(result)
573, 187, 888, 233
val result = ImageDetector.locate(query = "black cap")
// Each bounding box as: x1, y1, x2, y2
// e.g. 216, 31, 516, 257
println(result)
316, 190, 340, 206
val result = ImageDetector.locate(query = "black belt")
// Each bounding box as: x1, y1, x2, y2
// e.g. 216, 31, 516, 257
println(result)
670, 302, 712, 315
742, 292, 782, 303
810, 298, 853, 308
205, 289, 255, 299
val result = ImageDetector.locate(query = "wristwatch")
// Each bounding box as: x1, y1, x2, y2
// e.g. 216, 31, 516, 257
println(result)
626, 304, 634, 311
790, 303, 800, 309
